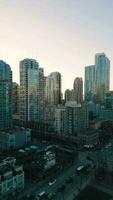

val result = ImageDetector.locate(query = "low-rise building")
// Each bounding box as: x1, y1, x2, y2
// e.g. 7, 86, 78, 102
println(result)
0, 127, 31, 151
78, 129, 99, 146
99, 109, 113, 120
105, 91, 113, 109
0, 157, 24, 199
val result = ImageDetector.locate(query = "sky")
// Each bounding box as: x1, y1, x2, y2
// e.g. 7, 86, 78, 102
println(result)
0, 0, 113, 92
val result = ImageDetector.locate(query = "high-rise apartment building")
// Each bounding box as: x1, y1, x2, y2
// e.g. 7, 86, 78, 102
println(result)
85, 65, 95, 101
45, 72, 61, 105
65, 89, 72, 102
12, 82, 19, 116
65, 101, 88, 135
84, 53, 110, 104
73, 77, 83, 103
55, 105, 66, 134
0, 60, 12, 130
19, 59, 44, 125
38, 67, 45, 122
95, 53, 110, 103
55, 101, 88, 135
45, 72, 61, 129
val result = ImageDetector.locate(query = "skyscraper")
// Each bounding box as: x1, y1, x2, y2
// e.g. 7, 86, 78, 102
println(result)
45, 72, 61, 129
0, 60, 12, 130
65, 89, 72, 102
95, 53, 110, 104
85, 65, 95, 101
12, 82, 19, 116
45, 72, 61, 105
73, 77, 83, 104
19, 58, 44, 125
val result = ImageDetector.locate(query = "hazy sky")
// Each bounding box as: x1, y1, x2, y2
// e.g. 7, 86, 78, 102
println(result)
0, 0, 113, 92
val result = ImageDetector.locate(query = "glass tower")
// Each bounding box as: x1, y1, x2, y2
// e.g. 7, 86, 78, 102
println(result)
95, 53, 110, 103
0, 60, 12, 130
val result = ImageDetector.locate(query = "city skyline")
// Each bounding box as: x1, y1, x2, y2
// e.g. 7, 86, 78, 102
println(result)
1, 1, 113, 199
0, 0, 113, 92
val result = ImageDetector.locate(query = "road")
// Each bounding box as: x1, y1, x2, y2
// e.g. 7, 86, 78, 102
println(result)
34, 160, 94, 200
54, 173, 91, 200
17, 159, 92, 200
17, 164, 76, 199
17, 139, 113, 200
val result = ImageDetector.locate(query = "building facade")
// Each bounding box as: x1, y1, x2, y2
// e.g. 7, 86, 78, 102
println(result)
0, 127, 31, 151
0, 157, 24, 199
55, 101, 89, 135
65, 102, 88, 135
65, 89, 72, 102
55, 105, 66, 134
95, 53, 110, 104
73, 77, 83, 103
105, 91, 113, 109
85, 65, 95, 101
19, 59, 45, 125
78, 130, 99, 146
12, 82, 19, 116
45, 72, 61, 105
0, 60, 12, 130
45, 72, 62, 129
99, 109, 113, 120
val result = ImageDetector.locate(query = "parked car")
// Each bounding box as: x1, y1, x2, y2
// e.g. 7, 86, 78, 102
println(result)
48, 179, 56, 186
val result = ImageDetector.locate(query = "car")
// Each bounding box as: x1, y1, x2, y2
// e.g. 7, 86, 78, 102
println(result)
48, 179, 56, 186
36, 191, 48, 200
76, 165, 85, 175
